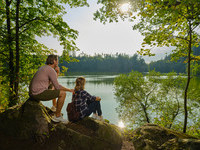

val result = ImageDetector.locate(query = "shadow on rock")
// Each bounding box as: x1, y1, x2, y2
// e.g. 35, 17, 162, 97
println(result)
0, 99, 123, 150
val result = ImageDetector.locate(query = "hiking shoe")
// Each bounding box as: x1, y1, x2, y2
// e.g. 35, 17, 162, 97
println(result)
51, 106, 56, 112
96, 116, 104, 122
52, 115, 68, 124
92, 113, 98, 119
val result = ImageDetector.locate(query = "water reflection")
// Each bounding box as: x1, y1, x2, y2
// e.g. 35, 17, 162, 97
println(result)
59, 75, 116, 85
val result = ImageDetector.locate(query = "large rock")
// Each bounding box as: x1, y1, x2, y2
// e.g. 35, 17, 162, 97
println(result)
0, 99, 122, 150
159, 138, 200, 150
132, 124, 200, 150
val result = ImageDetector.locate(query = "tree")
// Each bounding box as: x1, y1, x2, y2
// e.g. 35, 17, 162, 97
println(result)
95, 0, 200, 133
114, 71, 200, 135
154, 72, 186, 129
0, 0, 89, 107
114, 70, 161, 127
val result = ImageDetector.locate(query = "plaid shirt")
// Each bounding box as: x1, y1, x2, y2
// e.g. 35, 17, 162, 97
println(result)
72, 90, 96, 118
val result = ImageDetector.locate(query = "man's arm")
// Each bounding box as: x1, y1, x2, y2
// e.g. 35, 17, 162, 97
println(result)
50, 66, 73, 93
60, 86, 74, 93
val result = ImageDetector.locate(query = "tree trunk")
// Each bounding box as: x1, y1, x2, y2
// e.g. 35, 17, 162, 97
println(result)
183, 21, 192, 133
14, 0, 20, 103
140, 101, 150, 123
6, 0, 14, 107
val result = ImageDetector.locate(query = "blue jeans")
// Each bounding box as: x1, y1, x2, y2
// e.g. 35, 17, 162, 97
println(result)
86, 101, 102, 116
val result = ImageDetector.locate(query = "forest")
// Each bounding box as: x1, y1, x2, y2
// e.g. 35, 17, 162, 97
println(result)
61, 53, 148, 74
61, 45, 200, 75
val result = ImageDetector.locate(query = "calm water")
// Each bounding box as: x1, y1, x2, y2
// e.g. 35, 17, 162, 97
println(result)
42, 75, 200, 126
42, 75, 119, 125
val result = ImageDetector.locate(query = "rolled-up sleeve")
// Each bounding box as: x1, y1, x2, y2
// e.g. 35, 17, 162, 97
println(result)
48, 69, 62, 90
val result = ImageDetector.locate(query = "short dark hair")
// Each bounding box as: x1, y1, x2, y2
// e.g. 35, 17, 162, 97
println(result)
46, 54, 58, 65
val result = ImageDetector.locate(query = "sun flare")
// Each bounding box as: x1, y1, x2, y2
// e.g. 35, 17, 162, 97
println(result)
118, 120, 125, 128
120, 3, 131, 13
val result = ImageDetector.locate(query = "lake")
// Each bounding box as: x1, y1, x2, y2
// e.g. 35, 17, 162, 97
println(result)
42, 75, 120, 125
42, 74, 200, 127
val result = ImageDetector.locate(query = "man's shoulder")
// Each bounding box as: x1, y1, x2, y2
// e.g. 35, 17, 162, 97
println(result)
41, 65, 55, 72
43, 65, 52, 69
38, 65, 48, 70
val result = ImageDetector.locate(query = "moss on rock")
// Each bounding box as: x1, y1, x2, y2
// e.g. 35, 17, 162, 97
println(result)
0, 99, 123, 150
159, 138, 200, 150
132, 123, 199, 150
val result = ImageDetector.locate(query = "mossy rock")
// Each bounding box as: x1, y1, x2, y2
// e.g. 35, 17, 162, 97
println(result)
0, 100, 51, 140
0, 99, 122, 150
132, 124, 198, 150
159, 138, 200, 150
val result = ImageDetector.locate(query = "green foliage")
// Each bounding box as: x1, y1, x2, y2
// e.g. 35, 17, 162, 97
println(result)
95, 0, 200, 133
114, 70, 161, 127
114, 71, 200, 136
186, 77, 200, 137
0, 0, 89, 107
95, 0, 200, 58
0, 75, 9, 110
153, 72, 186, 129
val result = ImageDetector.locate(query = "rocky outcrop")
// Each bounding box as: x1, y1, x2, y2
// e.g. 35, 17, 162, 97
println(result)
132, 124, 200, 150
159, 138, 200, 150
0, 99, 122, 150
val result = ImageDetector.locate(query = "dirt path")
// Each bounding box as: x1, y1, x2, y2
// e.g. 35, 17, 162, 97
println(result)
121, 140, 135, 150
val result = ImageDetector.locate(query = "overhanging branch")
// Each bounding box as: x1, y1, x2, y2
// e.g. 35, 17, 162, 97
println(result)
18, 17, 40, 29
0, 51, 8, 57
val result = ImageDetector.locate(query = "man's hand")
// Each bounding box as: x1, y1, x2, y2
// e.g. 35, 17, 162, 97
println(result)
70, 89, 74, 93
55, 66, 60, 75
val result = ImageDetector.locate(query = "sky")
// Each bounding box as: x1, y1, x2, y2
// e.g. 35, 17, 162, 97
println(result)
36, 0, 171, 62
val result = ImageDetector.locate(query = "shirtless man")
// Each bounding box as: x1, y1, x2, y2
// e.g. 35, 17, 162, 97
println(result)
29, 54, 73, 123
